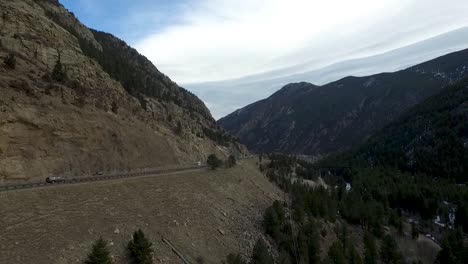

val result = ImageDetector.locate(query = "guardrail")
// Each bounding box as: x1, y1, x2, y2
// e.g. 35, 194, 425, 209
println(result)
0, 164, 208, 193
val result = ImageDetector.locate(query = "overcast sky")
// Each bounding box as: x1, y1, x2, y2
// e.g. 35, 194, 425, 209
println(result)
62, 0, 468, 117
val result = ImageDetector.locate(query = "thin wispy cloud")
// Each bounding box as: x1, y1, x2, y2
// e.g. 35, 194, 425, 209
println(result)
63, 0, 468, 118
134, 0, 468, 83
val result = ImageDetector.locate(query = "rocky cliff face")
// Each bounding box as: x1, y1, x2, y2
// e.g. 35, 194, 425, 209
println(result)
0, 0, 243, 182
219, 49, 468, 157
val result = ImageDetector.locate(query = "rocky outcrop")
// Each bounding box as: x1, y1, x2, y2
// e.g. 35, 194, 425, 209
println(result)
0, 0, 244, 182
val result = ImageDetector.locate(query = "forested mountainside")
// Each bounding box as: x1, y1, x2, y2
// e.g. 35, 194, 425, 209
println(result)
219, 49, 468, 157
0, 0, 242, 182
324, 77, 468, 182
253, 80, 468, 263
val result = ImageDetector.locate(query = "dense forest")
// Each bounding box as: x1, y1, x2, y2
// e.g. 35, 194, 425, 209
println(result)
247, 154, 468, 264
224, 76, 468, 262
223, 77, 468, 264
325, 78, 468, 182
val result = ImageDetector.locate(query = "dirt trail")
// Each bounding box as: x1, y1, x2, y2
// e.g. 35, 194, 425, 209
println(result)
0, 160, 283, 264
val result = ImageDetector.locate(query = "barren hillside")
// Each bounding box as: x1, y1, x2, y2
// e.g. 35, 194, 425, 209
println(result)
0, 159, 283, 264
0, 0, 244, 182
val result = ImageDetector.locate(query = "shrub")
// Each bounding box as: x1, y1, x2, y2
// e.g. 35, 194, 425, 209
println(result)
4, 53, 16, 69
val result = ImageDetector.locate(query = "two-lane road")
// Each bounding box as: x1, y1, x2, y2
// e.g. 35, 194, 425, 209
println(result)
0, 164, 208, 193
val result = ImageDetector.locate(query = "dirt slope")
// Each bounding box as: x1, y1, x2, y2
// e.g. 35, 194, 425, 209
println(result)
0, 159, 283, 264
0, 0, 245, 182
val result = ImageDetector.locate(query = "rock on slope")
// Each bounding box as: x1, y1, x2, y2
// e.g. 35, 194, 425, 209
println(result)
0, 0, 243, 182
0, 159, 283, 264
219, 49, 468, 157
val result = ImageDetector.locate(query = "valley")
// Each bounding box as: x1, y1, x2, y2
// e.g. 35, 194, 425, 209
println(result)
1, 0, 467, 264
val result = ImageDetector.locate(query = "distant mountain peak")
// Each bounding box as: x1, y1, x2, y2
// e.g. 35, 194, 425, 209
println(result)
219, 48, 468, 156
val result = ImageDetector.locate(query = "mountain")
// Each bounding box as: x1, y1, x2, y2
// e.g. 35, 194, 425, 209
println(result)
186, 27, 468, 118
325, 77, 468, 182
0, 0, 242, 182
219, 48, 468, 157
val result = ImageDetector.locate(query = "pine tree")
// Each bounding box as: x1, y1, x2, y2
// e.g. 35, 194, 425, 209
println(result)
223, 253, 247, 264
251, 239, 274, 264
51, 55, 66, 83
363, 231, 377, 264
380, 235, 402, 264
226, 155, 237, 168
411, 222, 419, 239
327, 241, 346, 264
207, 154, 221, 170
127, 229, 153, 264
85, 237, 112, 264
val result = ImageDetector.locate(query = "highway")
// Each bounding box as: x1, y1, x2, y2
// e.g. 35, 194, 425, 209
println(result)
0, 164, 208, 193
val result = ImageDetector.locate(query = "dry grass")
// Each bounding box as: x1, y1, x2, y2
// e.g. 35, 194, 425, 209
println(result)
0, 159, 283, 264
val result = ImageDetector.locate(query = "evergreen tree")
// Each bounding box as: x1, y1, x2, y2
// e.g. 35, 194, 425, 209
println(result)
226, 155, 237, 168
263, 201, 285, 241
251, 239, 274, 264
380, 235, 402, 264
411, 223, 419, 239
85, 237, 112, 264
363, 231, 377, 264
327, 241, 346, 264
435, 230, 468, 264
349, 245, 363, 264
223, 253, 247, 264
207, 154, 222, 170
127, 229, 153, 264
51, 56, 66, 83
455, 202, 468, 233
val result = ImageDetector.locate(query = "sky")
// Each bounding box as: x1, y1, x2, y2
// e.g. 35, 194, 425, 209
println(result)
62, 0, 468, 118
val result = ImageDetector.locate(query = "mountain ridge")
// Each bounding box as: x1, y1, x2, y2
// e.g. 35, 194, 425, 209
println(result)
219, 48, 468, 157
186, 27, 468, 119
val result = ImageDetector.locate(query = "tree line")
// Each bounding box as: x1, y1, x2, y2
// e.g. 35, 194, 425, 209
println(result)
247, 154, 468, 263
85, 229, 152, 264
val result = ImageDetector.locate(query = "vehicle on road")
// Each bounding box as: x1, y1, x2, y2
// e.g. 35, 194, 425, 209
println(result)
45, 176, 66, 184
95, 171, 104, 176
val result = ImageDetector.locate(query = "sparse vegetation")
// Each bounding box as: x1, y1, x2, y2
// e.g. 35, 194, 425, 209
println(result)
3, 53, 16, 69
127, 229, 153, 264
84, 237, 112, 264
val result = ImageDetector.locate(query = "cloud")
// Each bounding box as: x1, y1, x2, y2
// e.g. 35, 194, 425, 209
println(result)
185, 27, 468, 119
134, 0, 468, 84
67, 0, 468, 118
